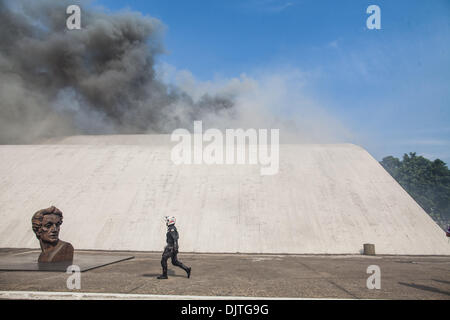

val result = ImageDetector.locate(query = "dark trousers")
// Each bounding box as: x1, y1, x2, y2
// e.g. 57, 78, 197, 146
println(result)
161, 246, 189, 275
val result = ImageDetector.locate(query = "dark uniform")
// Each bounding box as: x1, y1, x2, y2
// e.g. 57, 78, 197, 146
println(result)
158, 225, 191, 279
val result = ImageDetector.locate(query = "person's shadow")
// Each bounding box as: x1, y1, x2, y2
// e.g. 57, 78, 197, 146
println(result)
142, 269, 185, 278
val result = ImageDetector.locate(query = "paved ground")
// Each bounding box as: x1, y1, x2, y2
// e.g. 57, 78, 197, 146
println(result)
0, 249, 449, 299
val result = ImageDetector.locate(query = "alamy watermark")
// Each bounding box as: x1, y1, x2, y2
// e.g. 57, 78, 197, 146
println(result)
366, 5, 381, 30
66, 5, 81, 30
66, 265, 81, 290
170, 121, 280, 176
366, 265, 381, 289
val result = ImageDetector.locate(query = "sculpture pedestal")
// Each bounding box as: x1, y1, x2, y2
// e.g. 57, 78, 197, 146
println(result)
0, 250, 134, 272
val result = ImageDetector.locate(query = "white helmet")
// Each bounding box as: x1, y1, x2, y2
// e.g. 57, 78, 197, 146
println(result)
164, 216, 176, 226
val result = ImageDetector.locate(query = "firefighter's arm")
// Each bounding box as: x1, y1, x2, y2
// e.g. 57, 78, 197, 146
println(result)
170, 228, 179, 251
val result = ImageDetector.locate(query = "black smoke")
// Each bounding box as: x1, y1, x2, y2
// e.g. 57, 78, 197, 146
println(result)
0, 0, 234, 143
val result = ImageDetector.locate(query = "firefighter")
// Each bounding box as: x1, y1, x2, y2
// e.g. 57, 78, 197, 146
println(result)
157, 216, 191, 279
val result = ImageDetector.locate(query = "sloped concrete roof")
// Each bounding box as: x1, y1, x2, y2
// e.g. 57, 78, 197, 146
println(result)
0, 135, 448, 254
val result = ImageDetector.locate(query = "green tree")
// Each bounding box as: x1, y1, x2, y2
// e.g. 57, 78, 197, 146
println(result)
380, 152, 450, 230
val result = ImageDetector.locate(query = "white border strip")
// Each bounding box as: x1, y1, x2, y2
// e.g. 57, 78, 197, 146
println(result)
0, 291, 349, 300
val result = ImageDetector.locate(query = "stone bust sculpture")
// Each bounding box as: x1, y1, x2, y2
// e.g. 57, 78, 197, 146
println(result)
31, 206, 74, 263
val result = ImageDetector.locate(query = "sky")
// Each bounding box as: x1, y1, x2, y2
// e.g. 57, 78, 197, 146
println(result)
94, 0, 450, 163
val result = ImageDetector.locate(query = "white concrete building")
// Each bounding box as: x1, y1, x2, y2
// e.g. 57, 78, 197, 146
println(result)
0, 135, 448, 255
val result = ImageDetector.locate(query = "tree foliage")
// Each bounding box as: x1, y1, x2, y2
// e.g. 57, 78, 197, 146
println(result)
380, 152, 450, 230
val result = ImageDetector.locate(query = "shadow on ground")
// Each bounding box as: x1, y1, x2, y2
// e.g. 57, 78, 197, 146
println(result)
432, 279, 450, 285
398, 282, 450, 297
142, 269, 186, 278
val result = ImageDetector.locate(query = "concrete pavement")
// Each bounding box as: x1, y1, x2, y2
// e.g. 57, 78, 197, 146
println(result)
0, 249, 449, 299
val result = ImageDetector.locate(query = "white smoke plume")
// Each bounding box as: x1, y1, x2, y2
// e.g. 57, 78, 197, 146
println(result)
0, 0, 352, 144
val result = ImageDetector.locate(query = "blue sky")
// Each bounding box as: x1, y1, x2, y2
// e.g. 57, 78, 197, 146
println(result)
95, 0, 450, 163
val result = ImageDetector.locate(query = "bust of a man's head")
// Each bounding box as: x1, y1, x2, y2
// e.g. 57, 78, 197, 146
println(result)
32, 206, 63, 244
31, 206, 73, 263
